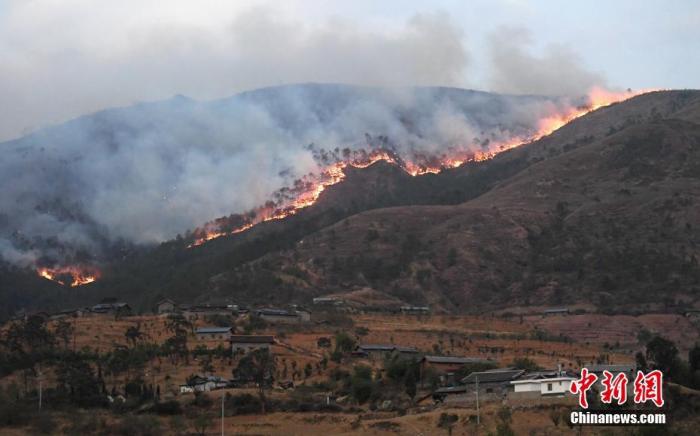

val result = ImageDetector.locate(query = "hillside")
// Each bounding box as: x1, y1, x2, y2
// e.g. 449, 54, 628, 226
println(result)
0, 83, 565, 269
2, 89, 700, 316
207, 90, 700, 313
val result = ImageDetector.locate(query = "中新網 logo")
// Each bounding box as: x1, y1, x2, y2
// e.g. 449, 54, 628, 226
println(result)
570, 368, 664, 408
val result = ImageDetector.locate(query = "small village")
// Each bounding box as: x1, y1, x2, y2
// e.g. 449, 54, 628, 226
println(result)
5, 292, 691, 435
4, 297, 681, 404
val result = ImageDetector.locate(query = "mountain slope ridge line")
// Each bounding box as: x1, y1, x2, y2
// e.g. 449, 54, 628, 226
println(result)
187, 88, 656, 248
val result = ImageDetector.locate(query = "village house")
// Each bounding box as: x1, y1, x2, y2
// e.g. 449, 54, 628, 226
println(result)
256, 308, 309, 324
421, 355, 491, 374
179, 375, 228, 394
194, 327, 231, 341
432, 368, 525, 404
685, 309, 700, 318
354, 344, 420, 361
155, 298, 177, 314
460, 369, 525, 399
91, 302, 132, 316
510, 369, 577, 399
312, 296, 344, 306
420, 356, 492, 385
230, 335, 275, 353
432, 385, 468, 403
400, 306, 430, 315
543, 308, 570, 316
181, 304, 233, 319
294, 308, 311, 322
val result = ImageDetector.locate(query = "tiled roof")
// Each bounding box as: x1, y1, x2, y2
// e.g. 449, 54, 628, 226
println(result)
423, 355, 490, 364
195, 327, 231, 334
434, 385, 468, 394
229, 335, 275, 344
587, 364, 635, 373
359, 344, 396, 351
461, 369, 525, 384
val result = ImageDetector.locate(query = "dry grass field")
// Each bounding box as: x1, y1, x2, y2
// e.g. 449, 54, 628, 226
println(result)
2, 310, 695, 435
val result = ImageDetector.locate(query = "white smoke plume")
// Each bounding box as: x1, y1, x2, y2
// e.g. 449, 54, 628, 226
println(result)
0, 83, 582, 268
0, 5, 610, 268
487, 27, 608, 97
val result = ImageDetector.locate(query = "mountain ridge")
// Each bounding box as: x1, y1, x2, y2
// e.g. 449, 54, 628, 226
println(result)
2, 88, 700, 318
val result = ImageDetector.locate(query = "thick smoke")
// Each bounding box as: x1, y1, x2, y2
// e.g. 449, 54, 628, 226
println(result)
487, 27, 608, 97
0, 6, 468, 142
0, 5, 613, 268
0, 84, 582, 267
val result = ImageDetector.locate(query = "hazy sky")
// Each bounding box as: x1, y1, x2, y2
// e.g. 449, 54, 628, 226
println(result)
0, 0, 698, 141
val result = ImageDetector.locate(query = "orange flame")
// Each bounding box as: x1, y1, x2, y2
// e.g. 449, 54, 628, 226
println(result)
37, 266, 100, 287
186, 87, 654, 247
188, 150, 397, 247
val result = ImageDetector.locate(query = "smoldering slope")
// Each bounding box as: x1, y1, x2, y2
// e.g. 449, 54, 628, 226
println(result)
0, 83, 579, 267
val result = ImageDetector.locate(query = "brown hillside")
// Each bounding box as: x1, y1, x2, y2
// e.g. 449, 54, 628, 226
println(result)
220, 90, 700, 314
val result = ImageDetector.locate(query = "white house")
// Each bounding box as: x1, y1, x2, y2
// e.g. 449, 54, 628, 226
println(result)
511, 376, 576, 396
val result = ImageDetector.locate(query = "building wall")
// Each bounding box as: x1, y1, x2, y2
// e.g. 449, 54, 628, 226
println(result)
364, 350, 392, 360
540, 379, 571, 395
182, 310, 231, 319
443, 391, 502, 405
422, 362, 465, 373
462, 383, 512, 397
231, 343, 271, 353
157, 302, 175, 313
196, 333, 229, 341
513, 381, 541, 393
260, 314, 300, 324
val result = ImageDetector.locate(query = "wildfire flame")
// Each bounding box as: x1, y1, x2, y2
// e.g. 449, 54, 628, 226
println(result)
32, 87, 656, 284
37, 266, 100, 287
188, 87, 655, 247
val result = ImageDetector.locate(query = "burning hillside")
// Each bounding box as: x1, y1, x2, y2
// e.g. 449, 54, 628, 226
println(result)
37, 265, 100, 287
24, 85, 655, 285
187, 87, 653, 248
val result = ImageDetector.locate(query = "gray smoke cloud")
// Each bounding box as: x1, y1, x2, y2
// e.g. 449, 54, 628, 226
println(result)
0, 5, 609, 268
0, 84, 582, 268
0, 7, 468, 142
487, 27, 607, 96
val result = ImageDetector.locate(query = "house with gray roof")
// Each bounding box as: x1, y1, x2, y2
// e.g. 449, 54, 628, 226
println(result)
354, 344, 419, 360
194, 327, 232, 349
586, 363, 637, 396
543, 308, 570, 316
460, 369, 525, 398
229, 335, 275, 353
256, 308, 310, 324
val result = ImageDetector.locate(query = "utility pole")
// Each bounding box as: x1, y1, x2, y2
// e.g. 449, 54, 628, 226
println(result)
475, 375, 479, 426
221, 390, 225, 436
38, 365, 43, 411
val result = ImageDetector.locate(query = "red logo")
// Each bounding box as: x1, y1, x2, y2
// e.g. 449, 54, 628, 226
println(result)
569, 368, 598, 408
600, 370, 628, 405
570, 368, 665, 409
633, 370, 664, 407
